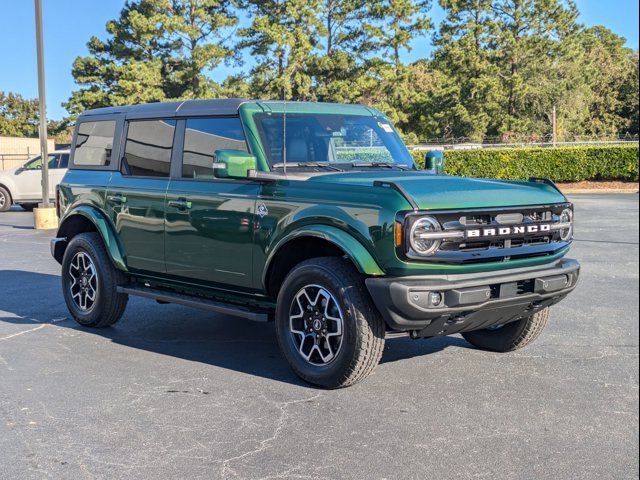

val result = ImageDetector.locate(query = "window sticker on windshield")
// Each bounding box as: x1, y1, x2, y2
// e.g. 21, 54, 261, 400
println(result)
379, 123, 394, 133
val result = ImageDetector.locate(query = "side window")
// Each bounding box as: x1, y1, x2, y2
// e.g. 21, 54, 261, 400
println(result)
182, 117, 247, 179
74, 121, 116, 166
123, 119, 176, 177
23, 154, 56, 170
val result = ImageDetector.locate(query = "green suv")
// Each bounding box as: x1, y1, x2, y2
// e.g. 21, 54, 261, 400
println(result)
51, 99, 580, 388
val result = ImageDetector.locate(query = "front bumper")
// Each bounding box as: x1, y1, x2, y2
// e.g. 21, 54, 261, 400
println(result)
365, 258, 580, 338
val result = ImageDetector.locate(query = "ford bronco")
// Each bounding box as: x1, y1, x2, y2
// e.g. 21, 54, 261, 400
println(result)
51, 99, 579, 388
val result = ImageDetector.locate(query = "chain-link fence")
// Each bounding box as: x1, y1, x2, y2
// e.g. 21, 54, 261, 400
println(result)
0, 153, 35, 171
408, 133, 639, 150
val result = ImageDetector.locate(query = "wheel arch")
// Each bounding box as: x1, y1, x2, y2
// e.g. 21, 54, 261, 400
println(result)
0, 181, 13, 203
263, 225, 384, 298
53, 206, 127, 271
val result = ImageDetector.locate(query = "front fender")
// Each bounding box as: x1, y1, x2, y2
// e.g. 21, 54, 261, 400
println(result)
262, 224, 385, 287
57, 205, 127, 271
0, 173, 17, 200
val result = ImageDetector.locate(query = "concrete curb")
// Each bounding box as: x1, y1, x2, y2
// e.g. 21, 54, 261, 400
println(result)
559, 189, 639, 194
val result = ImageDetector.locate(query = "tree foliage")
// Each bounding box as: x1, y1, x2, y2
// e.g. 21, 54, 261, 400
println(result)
60, 0, 639, 140
0, 92, 70, 142
65, 0, 239, 115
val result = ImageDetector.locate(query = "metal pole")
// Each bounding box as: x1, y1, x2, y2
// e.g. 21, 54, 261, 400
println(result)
34, 0, 50, 207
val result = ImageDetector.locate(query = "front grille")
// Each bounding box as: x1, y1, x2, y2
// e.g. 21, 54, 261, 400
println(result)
402, 203, 572, 265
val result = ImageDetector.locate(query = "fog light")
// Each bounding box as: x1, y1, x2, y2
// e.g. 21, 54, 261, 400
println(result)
430, 292, 443, 307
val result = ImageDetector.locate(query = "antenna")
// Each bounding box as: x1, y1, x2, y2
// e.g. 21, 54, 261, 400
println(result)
283, 84, 287, 175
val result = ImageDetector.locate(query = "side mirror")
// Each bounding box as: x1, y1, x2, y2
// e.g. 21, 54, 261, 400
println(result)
213, 150, 257, 179
424, 150, 445, 174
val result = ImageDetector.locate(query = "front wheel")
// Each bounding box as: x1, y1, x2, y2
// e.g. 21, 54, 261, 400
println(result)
461, 308, 550, 352
0, 186, 11, 212
275, 257, 385, 389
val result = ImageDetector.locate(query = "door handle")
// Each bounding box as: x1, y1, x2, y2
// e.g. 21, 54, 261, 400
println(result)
168, 199, 192, 210
107, 194, 127, 205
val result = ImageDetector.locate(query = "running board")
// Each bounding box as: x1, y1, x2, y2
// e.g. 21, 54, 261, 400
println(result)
117, 285, 269, 322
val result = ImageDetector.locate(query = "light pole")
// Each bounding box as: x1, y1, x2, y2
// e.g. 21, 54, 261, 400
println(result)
34, 0, 50, 208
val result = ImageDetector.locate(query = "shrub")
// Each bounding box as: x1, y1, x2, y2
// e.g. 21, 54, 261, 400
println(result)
410, 144, 639, 182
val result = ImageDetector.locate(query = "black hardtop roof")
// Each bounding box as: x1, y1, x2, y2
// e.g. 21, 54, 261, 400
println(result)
76, 99, 380, 121
78, 98, 249, 120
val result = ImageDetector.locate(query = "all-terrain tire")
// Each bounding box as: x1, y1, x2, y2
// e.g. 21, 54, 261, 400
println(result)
461, 307, 550, 352
0, 186, 11, 212
275, 257, 385, 389
61, 232, 128, 327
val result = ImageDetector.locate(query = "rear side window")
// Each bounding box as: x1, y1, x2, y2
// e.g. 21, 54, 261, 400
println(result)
182, 117, 247, 179
73, 121, 116, 166
123, 119, 176, 177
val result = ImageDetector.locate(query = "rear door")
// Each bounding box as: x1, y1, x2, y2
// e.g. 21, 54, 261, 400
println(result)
48, 153, 69, 193
106, 119, 176, 274
165, 117, 258, 290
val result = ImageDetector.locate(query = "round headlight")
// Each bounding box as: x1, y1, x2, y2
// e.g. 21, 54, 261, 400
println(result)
410, 216, 442, 256
559, 208, 573, 241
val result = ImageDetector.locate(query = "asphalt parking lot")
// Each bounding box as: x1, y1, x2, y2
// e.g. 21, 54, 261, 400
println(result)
1, 193, 638, 480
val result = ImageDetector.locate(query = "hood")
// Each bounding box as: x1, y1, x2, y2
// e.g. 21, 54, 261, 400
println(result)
307, 171, 567, 210
0, 167, 18, 179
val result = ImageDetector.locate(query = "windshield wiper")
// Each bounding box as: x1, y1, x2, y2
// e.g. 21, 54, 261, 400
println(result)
352, 162, 412, 171
272, 162, 344, 172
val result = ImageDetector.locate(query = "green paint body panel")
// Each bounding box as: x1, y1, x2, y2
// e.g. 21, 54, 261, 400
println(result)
57, 171, 128, 272
55, 100, 575, 306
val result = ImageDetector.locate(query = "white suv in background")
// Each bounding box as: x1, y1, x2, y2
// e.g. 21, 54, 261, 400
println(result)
0, 150, 70, 212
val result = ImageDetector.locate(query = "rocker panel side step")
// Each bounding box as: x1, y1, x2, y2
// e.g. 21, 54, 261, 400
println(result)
117, 285, 269, 322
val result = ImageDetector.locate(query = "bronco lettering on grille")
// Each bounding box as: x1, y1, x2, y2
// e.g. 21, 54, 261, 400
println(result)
466, 224, 551, 239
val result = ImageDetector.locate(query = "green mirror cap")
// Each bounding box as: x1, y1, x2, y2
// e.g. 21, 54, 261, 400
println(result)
425, 150, 445, 171
425, 150, 444, 160
214, 150, 257, 178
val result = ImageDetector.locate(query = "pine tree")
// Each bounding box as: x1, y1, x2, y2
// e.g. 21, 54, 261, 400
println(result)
432, 0, 499, 139
367, 0, 433, 70
239, 0, 323, 100
66, 0, 238, 114
488, 0, 579, 133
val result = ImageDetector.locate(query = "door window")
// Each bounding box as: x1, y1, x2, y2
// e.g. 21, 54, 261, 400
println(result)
57, 154, 69, 169
122, 119, 176, 177
182, 117, 247, 179
23, 154, 58, 170
74, 120, 116, 166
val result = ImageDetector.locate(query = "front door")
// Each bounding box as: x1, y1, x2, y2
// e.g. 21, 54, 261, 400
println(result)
164, 116, 258, 290
106, 119, 176, 274
12, 154, 58, 200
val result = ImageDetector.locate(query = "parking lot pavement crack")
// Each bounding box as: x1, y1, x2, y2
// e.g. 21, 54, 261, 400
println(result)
0, 318, 68, 342
220, 392, 323, 478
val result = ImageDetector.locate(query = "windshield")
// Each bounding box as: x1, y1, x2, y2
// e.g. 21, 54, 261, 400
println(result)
253, 113, 415, 170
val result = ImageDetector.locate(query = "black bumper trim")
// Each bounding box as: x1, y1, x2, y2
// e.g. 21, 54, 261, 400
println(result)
365, 258, 579, 336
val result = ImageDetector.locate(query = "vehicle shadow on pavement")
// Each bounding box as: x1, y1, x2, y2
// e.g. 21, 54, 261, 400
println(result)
0, 269, 474, 385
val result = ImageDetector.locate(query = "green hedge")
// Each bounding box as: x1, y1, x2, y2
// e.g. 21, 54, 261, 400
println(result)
411, 144, 639, 182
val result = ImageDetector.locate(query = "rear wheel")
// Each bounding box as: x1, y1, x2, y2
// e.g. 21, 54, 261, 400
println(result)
461, 308, 550, 352
275, 257, 385, 389
61, 232, 128, 327
0, 186, 11, 212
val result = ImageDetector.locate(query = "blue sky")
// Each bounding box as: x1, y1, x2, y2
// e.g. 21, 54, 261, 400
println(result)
0, 0, 638, 120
